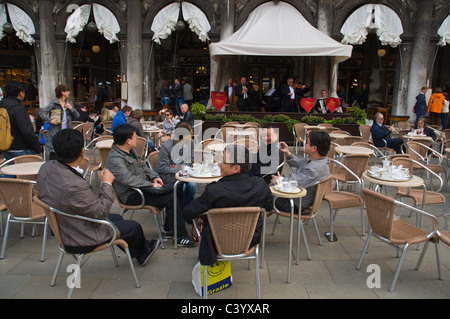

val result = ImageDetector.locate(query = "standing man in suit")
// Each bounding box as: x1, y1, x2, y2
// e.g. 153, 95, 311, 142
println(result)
173, 78, 184, 116
413, 86, 428, 126
279, 77, 297, 113
313, 90, 329, 113
224, 78, 236, 111
235, 77, 251, 112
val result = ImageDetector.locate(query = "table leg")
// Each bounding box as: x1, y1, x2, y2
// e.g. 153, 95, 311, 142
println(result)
173, 180, 181, 250
296, 197, 302, 265
288, 198, 294, 283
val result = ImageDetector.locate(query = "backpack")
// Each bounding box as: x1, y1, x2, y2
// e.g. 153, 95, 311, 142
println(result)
0, 106, 14, 151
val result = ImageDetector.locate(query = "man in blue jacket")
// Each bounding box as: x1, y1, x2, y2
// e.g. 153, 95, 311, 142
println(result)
371, 112, 404, 154
111, 105, 132, 132
413, 86, 428, 126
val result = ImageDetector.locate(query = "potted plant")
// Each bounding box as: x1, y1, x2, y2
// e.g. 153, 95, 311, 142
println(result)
190, 102, 206, 120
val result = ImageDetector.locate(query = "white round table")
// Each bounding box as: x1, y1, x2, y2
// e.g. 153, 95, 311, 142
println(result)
335, 145, 374, 156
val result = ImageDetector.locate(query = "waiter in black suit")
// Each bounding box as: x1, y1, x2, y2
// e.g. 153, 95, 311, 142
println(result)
235, 77, 252, 112
279, 77, 297, 113
223, 78, 236, 111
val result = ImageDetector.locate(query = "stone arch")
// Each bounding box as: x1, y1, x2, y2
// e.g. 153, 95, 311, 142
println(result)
55, 0, 127, 37
3, 0, 39, 36
333, 0, 413, 39
237, 0, 314, 28
432, 5, 450, 39
143, 0, 216, 35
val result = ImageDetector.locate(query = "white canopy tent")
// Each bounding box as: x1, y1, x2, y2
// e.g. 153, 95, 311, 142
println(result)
209, 1, 352, 95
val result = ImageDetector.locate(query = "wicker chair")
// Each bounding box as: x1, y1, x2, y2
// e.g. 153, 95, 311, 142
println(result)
0, 194, 6, 236
293, 123, 307, 154
78, 156, 92, 180
0, 179, 49, 261
331, 154, 370, 191
33, 195, 140, 299
357, 188, 441, 292
351, 141, 385, 159
272, 175, 332, 260
135, 136, 148, 160
148, 150, 159, 170
102, 120, 113, 135
114, 186, 166, 249
406, 141, 446, 190
392, 157, 445, 227
359, 125, 372, 143
204, 206, 263, 299
324, 159, 364, 241
335, 135, 363, 146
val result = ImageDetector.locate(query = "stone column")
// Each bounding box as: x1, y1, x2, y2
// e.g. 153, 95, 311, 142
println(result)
38, 0, 59, 106
405, 0, 434, 117
313, 0, 332, 97
126, 0, 143, 109
214, 0, 236, 91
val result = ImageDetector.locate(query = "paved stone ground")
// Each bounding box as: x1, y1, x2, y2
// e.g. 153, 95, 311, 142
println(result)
0, 147, 449, 300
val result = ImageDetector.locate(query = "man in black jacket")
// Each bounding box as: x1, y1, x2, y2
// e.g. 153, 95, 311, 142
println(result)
178, 103, 195, 127
183, 144, 272, 265
235, 77, 251, 111
1, 81, 41, 161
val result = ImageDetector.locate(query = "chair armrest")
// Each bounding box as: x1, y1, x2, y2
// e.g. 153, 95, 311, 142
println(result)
394, 199, 439, 239
49, 207, 119, 247
131, 187, 146, 209
332, 158, 363, 192
412, 159, 444, 192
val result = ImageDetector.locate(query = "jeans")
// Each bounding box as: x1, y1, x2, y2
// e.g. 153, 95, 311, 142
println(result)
175, 98, 184, 116
183, 182, 197, 207
1, 149, 37, 178
161, 97, 170, 106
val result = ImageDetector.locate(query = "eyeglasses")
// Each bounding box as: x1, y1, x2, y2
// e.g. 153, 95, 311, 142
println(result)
165, 113, 171, 116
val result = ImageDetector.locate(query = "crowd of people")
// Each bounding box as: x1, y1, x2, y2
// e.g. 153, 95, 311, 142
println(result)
1, 77, 450, 272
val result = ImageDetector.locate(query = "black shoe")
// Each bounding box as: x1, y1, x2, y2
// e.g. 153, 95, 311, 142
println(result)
137, 239, 161, 266
162, 229, 174, 239
177, 236, 197, 247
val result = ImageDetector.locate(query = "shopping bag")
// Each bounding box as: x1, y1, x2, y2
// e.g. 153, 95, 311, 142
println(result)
192, 260, 232, 296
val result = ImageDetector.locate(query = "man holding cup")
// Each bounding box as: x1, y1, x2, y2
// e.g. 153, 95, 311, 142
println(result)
271, 130, 330, 213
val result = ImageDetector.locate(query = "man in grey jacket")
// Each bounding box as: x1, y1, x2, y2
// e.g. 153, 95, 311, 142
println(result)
37, 129, 160, 266
106, 124, 196, 247
271, 130, 330, 213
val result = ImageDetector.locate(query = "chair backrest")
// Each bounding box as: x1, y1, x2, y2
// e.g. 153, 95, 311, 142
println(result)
391, 156, 414, 172
149, 150, 159, 170
207, 206, 261, 256
362, 188, 396, 240
78, 156, 91, 179
336, 136, 363, 146
218, 127, 236, 142
305, 175, 332, 216
244, 122, 259, 128
318, 123, 334, 127
72, 121, 83, 129
359, 125, 371, 142
135, 136, 147, 159
82, 122, 94, 139
13, 155, 43, 180
235, 138, 258, 153
398, 121, 409, 130
102, 121, 113, 134
406, 141, 429, 162
0, 178, 41, 219
293, 123, 307, 142
98, 147, 111, 168
342, 154, 370, 179
327, 142, 338, 158
33, 195, 66, 250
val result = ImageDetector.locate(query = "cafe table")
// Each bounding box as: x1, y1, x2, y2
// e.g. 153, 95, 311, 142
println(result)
335, 145, 374, 156
143, 126, 163, 145
1, 161, 45, 179
269, 185, 307, 283
172, 171, 221, 249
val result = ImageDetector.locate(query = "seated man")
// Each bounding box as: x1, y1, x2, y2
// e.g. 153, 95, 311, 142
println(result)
177, 103, 195, 127
154, 121, 197, 207
111, 105, 132, 132
183, 144, 273, 265
247, 126, 284, 184
271, 130, 330, 213
313, 89, 329, 113
37, 128, 160, 266
106, 123, 196, 247
371, 112, 404, 154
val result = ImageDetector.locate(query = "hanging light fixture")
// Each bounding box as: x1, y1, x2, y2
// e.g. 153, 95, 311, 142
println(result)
2, 22, 14, 35
175, 0, 185, 32
86, 21, 97, 33
92, 45, 100, 53
377, 48, 386, 57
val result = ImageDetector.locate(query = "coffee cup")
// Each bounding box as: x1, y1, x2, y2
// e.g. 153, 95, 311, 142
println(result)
282, 181, 292, 192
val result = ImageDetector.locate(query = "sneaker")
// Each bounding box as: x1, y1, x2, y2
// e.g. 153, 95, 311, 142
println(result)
137, 239, 161, 266
177, 236, 197, 247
